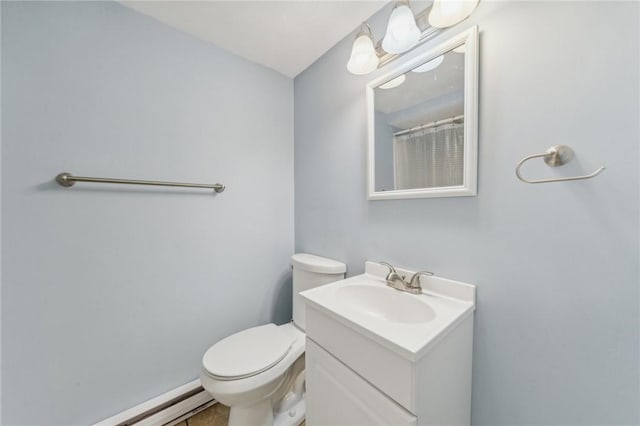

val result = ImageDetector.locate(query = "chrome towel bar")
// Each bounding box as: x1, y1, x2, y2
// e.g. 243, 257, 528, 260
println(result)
55, 172, 225, 193
515, 145, 605, 184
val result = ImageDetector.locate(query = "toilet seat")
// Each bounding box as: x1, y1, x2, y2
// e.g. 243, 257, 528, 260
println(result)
203, 324, 293, 380
200, 322, 306, 425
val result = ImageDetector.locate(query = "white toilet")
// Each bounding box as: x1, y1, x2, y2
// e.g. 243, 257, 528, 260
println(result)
200, 253, 346, 426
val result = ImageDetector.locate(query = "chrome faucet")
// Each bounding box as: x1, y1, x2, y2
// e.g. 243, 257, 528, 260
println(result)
378, 262, 434, 295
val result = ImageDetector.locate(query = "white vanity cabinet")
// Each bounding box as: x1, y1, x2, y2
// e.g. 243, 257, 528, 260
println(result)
301, 262, 476, 426
306, 339, 417, 426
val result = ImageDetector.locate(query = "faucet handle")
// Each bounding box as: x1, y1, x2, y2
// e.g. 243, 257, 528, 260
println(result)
378, 261, 397, 274
378, 262, 399, 281
409, 271, 434, 289
378, 261, 403, 282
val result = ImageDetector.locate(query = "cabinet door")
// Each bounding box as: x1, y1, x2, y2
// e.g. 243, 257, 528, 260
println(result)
306, 338, 417, 426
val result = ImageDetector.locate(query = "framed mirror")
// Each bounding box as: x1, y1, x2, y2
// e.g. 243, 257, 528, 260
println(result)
367, 26, 478, 200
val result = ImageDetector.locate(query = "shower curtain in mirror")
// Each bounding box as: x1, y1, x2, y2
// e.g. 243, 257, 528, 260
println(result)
393, 122, 464, 190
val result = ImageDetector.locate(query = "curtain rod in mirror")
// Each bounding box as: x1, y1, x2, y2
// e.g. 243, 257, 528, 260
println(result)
394, 114, 464, 137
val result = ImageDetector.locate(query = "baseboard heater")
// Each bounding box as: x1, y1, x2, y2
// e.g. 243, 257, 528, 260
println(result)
93, 379, 215, 426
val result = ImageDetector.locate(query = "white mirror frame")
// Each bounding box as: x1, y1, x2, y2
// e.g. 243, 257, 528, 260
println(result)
367, 26, 479, 200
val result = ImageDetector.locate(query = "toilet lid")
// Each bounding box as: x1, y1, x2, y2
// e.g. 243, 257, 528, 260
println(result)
202, 324, 293, 380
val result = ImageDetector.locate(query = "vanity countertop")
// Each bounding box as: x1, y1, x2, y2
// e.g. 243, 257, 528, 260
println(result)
300, 261, 475, 361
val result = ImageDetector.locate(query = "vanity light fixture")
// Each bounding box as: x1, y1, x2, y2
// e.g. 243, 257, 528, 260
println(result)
378, 74, 406, 89
347, 23, 379, 75
382, 1, 421, 54
346, 0, 479, 76
428, 0, 479, 28
411, 54, 444, 73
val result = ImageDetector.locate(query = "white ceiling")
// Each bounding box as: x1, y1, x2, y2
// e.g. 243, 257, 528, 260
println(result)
121, 1, 389, 78
375, 48, 464, 114
375, 48, 465, 129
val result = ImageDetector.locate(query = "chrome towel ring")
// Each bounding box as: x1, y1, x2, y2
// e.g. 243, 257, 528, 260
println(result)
515, 145, 605, 184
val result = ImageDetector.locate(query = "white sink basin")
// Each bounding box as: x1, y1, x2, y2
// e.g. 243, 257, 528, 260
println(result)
335, 284, 436, 324
300, 261, 476, 359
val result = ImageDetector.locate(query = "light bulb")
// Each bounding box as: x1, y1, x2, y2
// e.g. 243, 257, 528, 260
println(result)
382, 2, 421, 54
411, 55, 444, 73
428, 0, 479, 28
379, 74, 406, 90
347, 24, 379, 75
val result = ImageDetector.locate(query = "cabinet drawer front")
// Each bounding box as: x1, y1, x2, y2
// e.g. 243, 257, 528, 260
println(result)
306, 305, 415, 411
306, 339, 417, 426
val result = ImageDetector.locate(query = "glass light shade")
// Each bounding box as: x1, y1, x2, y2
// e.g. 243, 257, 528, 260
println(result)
379, 74, 406, 90
382, 3, 421, 54
347, 33, 379, 75
411, 55, 444, 73
428, 0, 479, 28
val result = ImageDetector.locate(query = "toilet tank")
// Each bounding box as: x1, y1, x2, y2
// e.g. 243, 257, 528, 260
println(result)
292, 253, 346, 331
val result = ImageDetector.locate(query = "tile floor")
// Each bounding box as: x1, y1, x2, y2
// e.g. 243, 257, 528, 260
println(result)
175, 403, 228, 426
176, 403, 304, 426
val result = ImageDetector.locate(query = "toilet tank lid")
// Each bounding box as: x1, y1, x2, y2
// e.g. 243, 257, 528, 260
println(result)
291, 253, 346, 274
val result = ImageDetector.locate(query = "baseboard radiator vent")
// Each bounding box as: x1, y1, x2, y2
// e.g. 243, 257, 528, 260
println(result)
93, 379, 215, 426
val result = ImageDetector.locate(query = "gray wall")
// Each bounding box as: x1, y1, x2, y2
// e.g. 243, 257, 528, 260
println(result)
294, 1, 639, 425
1, 2, 293, 424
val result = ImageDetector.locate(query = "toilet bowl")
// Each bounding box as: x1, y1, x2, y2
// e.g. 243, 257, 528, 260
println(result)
201, 323, 306, 426
200, 254, 346, 426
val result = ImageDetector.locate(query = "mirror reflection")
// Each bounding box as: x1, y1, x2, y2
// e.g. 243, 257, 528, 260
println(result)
373, 45, 465, 192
